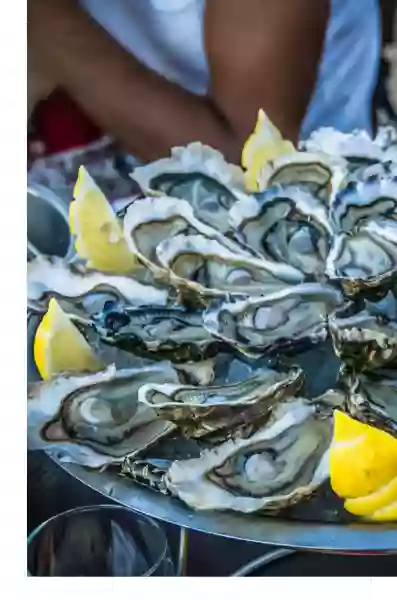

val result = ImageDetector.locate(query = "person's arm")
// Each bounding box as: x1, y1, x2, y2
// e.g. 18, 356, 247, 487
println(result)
28, 0, 329, 163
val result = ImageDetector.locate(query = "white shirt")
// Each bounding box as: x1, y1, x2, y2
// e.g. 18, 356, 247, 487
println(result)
80, 0, 381, 138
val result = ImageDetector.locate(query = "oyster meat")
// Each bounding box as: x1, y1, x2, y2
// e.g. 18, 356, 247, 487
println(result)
156, 234, 305, 299
329, 293, 397, 372
346, 368, 397, 438
91, 302, 223, 363
251, 151, 334, 197
229, 185, 332, 276
27, 364, 179, 468
204, 283, 343, 357
138, 364, 303, 439
131, 143, 246, 233
122, 195, 248, 278
166, 393, 335, 513
27, 257, 169, 314
326, 231, 397, 298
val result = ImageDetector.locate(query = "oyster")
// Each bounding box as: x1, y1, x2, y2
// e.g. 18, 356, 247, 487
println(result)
91, 302, 223, 363
27, 257, 169, 314
156, 234, 305, 299
346, 368, 397, 438
122, 195, 248, 277
27, 364, 179, 468
325, 231, 397, 298
131, 143, 246, 233
229, 185, 332, 276
251, 151, 334, 197
329, 177, 397, 234
329, 294, 397, 373
203, 283, 343, 357
166, 393, 335, 513
303, 128, 383, 174
138, 364, 303, 439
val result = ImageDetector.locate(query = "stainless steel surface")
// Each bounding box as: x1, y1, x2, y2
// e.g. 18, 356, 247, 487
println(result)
27, 184, 74, 261
231, 549, 295, 576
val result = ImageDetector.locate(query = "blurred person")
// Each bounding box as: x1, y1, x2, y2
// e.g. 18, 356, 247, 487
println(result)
27, 0, 381, 193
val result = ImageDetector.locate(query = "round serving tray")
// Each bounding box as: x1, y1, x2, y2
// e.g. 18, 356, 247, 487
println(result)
26, 313, 397, 555
55, 458, 397, 554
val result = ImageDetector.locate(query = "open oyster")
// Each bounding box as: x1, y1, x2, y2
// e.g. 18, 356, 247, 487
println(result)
138, 364, 303, 439
204, 283, 343, 357
156, 234, 304, 300
27, 364, 179, 468
229, 185, 332, 277
303, 128, 383, 175
166, 393, 338, 513
123, 195, 248, 278
346, 368, 397, 438
91, 302, 223, 363
329, 177, 397, 234
329, 294, 397, 373
251, 151, 334, 197
131, 143, 246, 233
27, 257, 169, 315
326, 177, 397, 296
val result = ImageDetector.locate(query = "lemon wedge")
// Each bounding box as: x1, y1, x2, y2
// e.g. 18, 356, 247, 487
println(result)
242, 109, 295, 192
330, 410, 397, 521
70, 165, 136, 273
34, 298, 103, 380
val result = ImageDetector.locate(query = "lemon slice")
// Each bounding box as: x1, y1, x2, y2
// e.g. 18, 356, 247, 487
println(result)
70, 165, 136, 273
330, 410, 397, 521
241, 109, 295, 192
34, 298, 103, 380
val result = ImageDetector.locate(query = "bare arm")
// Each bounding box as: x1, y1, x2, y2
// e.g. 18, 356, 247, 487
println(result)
28, 0, 329, 162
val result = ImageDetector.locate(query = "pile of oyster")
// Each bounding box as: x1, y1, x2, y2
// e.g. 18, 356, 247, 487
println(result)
27, 122, 397, 518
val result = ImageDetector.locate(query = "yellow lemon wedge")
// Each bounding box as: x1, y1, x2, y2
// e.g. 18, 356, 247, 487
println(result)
70, 165, 136, 273
34, 298, 103, 380
330, 410, 397, 521
241, 109, 295, 192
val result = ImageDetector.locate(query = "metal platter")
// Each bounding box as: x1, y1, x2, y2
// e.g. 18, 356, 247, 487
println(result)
55, 459, 397, 554
27, 311, 397, 554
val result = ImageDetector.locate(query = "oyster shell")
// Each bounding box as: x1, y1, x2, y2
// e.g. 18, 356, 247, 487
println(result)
203, 283, 343, 357
346, 368, 397, 438
165, 393, 336, 513
27, 257, 169, 315
329, 177, 397, 234
229, 185, 332, 276
325, 231, 397, 298
303, 128, 383, 174
122, 195, 249, 277
131, 143, 246, 233
329, 294, 397, 373
251, 151, 334, 197
138, 364, 303, 439
27, 364, 179, 468
156, 234, 305, 299
91, 302, 223, 363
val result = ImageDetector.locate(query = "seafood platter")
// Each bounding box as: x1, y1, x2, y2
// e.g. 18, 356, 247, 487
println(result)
27, 112, 397, 551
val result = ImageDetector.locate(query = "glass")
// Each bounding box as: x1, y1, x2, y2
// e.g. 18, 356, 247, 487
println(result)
27, 184, 74, 261
27, 505, 174, 576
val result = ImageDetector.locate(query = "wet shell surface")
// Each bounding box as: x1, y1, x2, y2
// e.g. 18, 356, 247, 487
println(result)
155, 233, 305, 299
27, 364, 179, 468
203, 283, 343, 357
165, 394, 337, 513
131, 142, 246, 233
138, 364, 303, 439
229, 185, 332, 276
